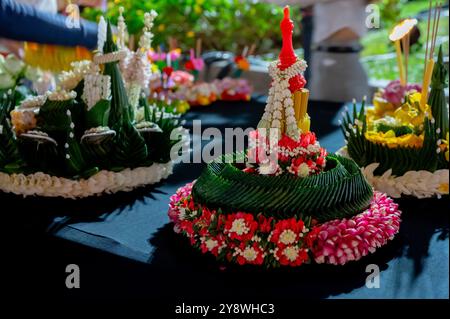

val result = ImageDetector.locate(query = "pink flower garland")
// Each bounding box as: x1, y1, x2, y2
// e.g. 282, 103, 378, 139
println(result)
307, 192, 401, 265
168, 182, 401, 267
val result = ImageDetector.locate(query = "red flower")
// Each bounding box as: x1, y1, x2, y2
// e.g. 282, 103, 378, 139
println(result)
163, 66, 174, 76
236, 242, 265, 265
196, 208, 214, 236
300, 132, 316, 148
224, 212, 258, 242
180, 220, 194, 237
200, 234, 225, 257
316, 156, 325, 167
258, 215, 273, 233
275, 246, 309, 266
278, 134, 300, 151
185, 60, 195, 71
304, 227, 320, 248
288, 74, 306, 92
243, 167, 256, 174
270, 217, 305, 247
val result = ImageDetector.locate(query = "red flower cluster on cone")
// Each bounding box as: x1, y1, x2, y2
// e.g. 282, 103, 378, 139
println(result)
246, 130, 327, 177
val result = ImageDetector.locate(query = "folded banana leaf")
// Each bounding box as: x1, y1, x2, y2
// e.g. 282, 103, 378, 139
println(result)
343, 101, 440, 175
81, 127, 116, 168
192, 153, 373, 222
85, 99, 111, 129
429, 46, 448, 140
18, 132, 60, 174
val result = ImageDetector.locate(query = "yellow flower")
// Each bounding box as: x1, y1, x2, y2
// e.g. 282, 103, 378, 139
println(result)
438, 183, 449, 194
158, 24, 166, 32
439, 132, 449, 162
187, 31, 195, 38
365, 131, 424, 149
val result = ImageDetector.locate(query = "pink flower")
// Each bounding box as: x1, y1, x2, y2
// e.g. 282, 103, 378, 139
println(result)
382, 80, 422, 106
308, 191, 401, 265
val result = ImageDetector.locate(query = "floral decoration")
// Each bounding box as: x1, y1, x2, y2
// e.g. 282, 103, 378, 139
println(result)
246, 129, 327, 177
168, 182, 401, 268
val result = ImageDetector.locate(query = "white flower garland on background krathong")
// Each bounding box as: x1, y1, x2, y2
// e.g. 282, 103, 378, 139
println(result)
82, 74, 111, 110
58, 60, 98, 91
19, 95, 47, 108
362, 163, 449, 199
337, 147, 449, 199
47, 90, 77, 101
258, 59, 307, 140
0, 162, 174, 199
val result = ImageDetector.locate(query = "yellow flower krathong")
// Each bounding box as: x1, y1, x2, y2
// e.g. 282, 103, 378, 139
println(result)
365, 92, 432, 149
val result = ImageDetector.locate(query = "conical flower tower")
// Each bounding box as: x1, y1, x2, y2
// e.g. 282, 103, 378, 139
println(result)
258, 6, 309, 140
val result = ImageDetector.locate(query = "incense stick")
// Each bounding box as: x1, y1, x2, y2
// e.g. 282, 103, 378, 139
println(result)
431, 1, 442, 57
404, 33, 410, 84
424, 0, 433, 72
431, 1, 438, 58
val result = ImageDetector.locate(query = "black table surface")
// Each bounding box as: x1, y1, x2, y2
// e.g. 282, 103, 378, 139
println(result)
2, 97, 449, 300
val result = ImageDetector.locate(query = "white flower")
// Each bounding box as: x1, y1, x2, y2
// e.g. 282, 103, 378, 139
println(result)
242, 246, 258, 262
0, 71, 15, 89
297, 163, 310, 178
205, 239, 218, 251
2, 54, 25, 76
229, 218, 250, 236
282, 246, 299, 262
279, 229, 297, 245
258, 162, 278, 175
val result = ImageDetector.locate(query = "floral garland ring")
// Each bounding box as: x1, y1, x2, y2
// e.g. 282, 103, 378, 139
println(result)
168, 182, 401, 267
337, 147, 449, 199
0, 162, 173, 199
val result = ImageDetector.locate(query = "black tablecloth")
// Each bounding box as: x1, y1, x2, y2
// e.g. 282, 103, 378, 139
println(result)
3, 97, 449, 300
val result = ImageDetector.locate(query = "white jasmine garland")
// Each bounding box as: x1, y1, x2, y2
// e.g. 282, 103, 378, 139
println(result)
362, 163, 449, 199
258, 59, 307, 140
337, 147, 449, 198
82, 74, 111, 110
0, 162, 174, 198
116, 7, 127, 50
97, 16, 107, 53
93, 50, 128, 65
139, 10, 158, 51
59, 60, 97, 91
47, 90, 77, 101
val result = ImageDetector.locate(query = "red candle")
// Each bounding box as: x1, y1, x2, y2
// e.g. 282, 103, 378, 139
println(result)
278, 6, 306, 92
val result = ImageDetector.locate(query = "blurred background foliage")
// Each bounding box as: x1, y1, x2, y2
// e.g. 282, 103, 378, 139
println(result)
82, 0, 448, 82
82, 0, 285, 54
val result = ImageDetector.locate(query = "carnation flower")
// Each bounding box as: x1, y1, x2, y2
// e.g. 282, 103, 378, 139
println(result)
270, 217, 306, 247
236, 243, 265, 265
200, 234, 225, 257
274, 245, 309, 266
224, 212, 258, 242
